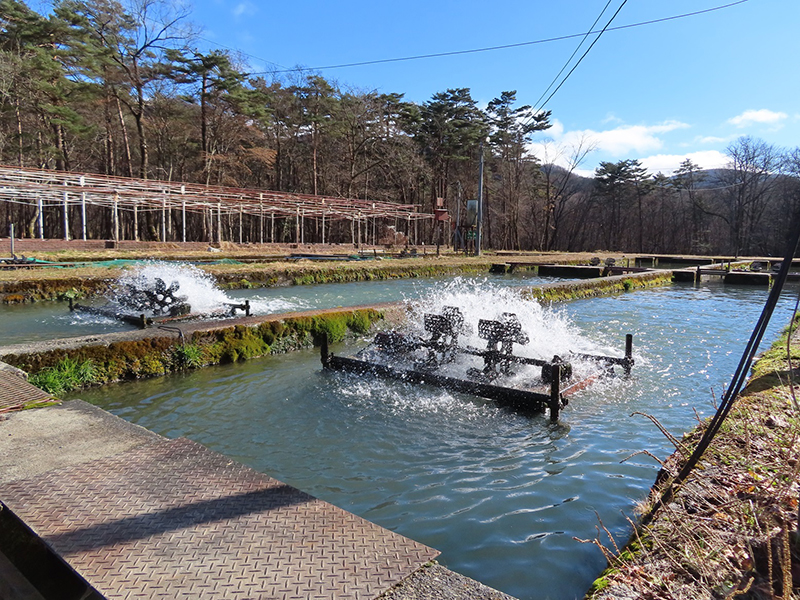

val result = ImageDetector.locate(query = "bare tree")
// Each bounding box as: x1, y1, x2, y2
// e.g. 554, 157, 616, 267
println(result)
538, 135, 596, 250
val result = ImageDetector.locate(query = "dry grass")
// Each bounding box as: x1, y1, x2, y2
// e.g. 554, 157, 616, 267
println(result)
586, 319, 800, 600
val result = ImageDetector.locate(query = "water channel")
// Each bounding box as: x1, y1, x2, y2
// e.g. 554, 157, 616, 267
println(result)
0, 264, 557, 345
66, 278, 800, 600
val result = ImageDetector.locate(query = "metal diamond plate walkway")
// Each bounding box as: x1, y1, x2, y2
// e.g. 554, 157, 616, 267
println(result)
1, 404, 439, 599
0, 369, 53, 412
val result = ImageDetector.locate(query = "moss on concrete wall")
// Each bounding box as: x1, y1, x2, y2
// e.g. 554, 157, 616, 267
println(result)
524, 271, 673, 303
2, 308, 384, 392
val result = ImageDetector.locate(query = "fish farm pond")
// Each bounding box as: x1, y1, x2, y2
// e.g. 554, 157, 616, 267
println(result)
57, 274, 800, 600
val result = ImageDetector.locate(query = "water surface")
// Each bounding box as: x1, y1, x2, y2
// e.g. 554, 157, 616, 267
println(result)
70, 281, 800, 599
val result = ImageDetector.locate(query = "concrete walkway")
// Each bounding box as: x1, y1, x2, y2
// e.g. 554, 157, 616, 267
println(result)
0, 401, 516, 600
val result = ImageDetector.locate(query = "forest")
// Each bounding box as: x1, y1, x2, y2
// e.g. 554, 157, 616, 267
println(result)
2, 0, 799, 255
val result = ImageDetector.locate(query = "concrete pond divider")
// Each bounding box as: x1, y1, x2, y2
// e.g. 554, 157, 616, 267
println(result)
0, 270, 674, 386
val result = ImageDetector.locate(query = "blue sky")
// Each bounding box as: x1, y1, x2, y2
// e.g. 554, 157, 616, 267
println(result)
188, 0, 796, 176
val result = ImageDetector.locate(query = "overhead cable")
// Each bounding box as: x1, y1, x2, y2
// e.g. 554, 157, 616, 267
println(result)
526, 0, 629, 122
251, 0, 750, 75
530, 0, 615, 114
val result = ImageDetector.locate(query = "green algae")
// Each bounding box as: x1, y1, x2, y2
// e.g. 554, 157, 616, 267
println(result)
2, 308, 384, 392
524, 271, 673, 304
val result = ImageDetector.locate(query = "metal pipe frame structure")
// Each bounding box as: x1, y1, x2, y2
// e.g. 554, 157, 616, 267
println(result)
0, 165, 432, 243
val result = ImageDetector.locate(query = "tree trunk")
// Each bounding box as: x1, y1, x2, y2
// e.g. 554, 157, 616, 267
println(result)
115, 95, 133, 178
15, 98, 23, 167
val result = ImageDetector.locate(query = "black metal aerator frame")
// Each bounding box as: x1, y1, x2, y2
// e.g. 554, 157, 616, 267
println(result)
321, 306, 633, 421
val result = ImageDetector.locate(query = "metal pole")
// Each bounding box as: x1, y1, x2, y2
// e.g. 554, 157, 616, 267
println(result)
259, 197, 264, 244
624, 334, 634, 377
549, 363, 561, 422
161, 197, 167, 242
80, 192, 87, 240
62, 186, 69, 241
217, 202, 222, 244
271, 212, 275, 243
37, 198, 43, 239
79, 176, 85, 241
239, 205, 243, 244
113, 195, 119, 241
9, 224, 14, 255
322, 210, 326, 245
180, 186, 186, 243
476, 139, 485, 256
134, 201, 139, 241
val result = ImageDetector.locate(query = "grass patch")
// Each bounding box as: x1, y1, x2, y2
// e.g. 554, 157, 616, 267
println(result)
29, 357, 97, 396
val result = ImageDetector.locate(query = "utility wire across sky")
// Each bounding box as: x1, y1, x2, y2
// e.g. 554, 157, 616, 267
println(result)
247, 0, 749, 76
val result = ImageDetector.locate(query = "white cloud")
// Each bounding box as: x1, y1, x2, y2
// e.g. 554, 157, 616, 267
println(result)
528, 118, 731, 177
728, 109, 787, 128
531, 119, 690, 160
233, 2, 257, 18
601, 113, 624, 126
638, 151, 728, 175
694, 135, 734, 145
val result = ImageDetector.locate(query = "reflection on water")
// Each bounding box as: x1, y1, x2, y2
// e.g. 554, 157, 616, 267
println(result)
69, 281, 800, 600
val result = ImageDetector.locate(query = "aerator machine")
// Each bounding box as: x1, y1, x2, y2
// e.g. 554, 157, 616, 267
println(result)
321, 306, 633, 421
69, 277, 251, 328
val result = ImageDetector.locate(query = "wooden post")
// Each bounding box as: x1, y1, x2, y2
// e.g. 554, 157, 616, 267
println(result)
549, 363, 561, 422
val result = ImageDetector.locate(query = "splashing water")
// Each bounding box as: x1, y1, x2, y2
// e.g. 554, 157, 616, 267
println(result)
404, 277, 617, 362
111, 262, 230, 315
105, 261, 291, 318
352, 277, 635, 391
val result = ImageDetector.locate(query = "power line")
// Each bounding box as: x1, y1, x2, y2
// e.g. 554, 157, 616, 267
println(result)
532, 0, 630, 115
249, 0, 749, 76
530, 0, 615, 114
